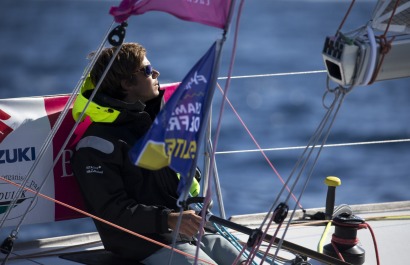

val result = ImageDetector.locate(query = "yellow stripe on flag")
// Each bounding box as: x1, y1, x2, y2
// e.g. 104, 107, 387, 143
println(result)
136, 141, 170, 170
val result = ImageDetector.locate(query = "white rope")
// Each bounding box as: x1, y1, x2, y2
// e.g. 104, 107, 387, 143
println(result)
217, 70, 327, 80
215, 138, 410, 155
0, 19, 117, 247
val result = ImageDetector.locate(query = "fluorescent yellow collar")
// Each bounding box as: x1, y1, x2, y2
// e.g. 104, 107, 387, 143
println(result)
72, 76, 120, 123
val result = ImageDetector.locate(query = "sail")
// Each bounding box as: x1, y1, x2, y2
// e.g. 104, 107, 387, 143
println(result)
372, 0, 410, 33
110, 0, 232, 29
129, 40, 222, 195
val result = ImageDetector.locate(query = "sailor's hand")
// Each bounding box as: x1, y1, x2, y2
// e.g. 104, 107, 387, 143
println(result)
167, 210, 205, 237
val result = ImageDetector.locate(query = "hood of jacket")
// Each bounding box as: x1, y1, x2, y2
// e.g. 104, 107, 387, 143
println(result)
72, 75, 163, 124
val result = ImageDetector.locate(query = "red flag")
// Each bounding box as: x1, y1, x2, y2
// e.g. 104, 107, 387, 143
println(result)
110, 0, 232, 29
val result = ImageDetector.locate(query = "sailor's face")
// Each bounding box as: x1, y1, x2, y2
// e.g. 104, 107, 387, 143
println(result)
125, 56, 160, 103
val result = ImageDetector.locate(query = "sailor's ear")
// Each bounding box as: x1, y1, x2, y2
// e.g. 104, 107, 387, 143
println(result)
120, 79, 133, 92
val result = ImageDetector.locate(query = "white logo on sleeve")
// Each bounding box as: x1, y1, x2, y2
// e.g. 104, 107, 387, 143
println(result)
85, 165, 103, 174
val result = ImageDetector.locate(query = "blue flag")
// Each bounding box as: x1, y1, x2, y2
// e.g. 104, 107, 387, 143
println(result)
129, 40, 222, 195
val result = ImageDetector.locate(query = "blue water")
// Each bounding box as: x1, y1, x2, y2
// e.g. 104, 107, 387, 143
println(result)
1, 0, 410, 241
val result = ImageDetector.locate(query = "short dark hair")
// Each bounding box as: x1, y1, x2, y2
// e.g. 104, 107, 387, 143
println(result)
90, 43, 146, 100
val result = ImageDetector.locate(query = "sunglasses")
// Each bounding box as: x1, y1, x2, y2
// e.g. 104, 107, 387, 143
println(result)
138, 64, 154, 77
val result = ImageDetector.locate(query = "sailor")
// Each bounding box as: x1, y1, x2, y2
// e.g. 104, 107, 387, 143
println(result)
71, 43, 244, 265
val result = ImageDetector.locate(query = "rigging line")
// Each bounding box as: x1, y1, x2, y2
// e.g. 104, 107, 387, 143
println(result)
269, 89, 341, 219
381, 0, 401, 36
336, 0, 356, 35
11, 52, 100, 230
0, 21, 116, 239
0, 24, 110, 233
281, 87, 347, 226
256, 221, 284, 265
201, 1, 245, 264
204, 0, 244, 193
205, 137, 226, 219
243, 90, 338, 258
255, 88, 344, 262
167, 207, 185, 265
274, 90, 347, 263
0, 176, 217, 265
201, 4, 246, 265
265, 101, 340, 260
215, 82, 302, 209
318, 221, 333, 253
217, 70, 327, 80
215, 138, 410, 155
369, 0, 401, 85
0, 100, 73, 231
1, 33, 124, 258
243, 99, 337, 263
270, 101, 340, 263
189, 40, 228, 265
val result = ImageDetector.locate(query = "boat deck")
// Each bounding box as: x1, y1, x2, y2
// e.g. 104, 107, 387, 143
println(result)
230, 201, 410, 264
3, 201, 410, 264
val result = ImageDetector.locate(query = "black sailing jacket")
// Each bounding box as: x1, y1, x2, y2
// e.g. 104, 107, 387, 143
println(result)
71, 90, 182, 260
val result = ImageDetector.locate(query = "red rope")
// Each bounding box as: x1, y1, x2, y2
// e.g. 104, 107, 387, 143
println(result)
216, 82, 303, 209
0, 176, 216, 265
368, 0, 401, 84
331, 241, 346, 262
364, 223, 381, 265
330, 220, 381, 265
336, 0, 356, 35
335, 0, 402, 85
381, 0, 402, 36
331, 234, 360, 246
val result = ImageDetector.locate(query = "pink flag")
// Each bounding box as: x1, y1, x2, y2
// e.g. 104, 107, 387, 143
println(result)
110, 0, 232, 29
160, 82, 180, 103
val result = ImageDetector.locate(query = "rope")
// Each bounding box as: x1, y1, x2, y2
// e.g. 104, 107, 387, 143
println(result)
0, 20, 130, 238
317, 221, 332, 253
366, 223, 381, 265
216, 82, 302, 209
0, 21, 119, 265
331, 234, 360, 246
3, 169, 405, 265
331, 241, 346, 262
368, 0, 399, 85
243, 210, 281, 265
196, 0, 246, 264
215, 138, 410, 155
283, 86, 353, 259
257, 215, 284, 265
333, 0, 401, 85
257, 85, 349, 263
331, 220, 381, 265
336, 0, 356, 36
0, 176, 216, 265
241, 88, 344, 262
217, 70, 327, 80
212, 223, 260, 265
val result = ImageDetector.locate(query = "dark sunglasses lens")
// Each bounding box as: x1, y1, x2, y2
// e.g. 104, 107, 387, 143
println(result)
144, 65, 153, 76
